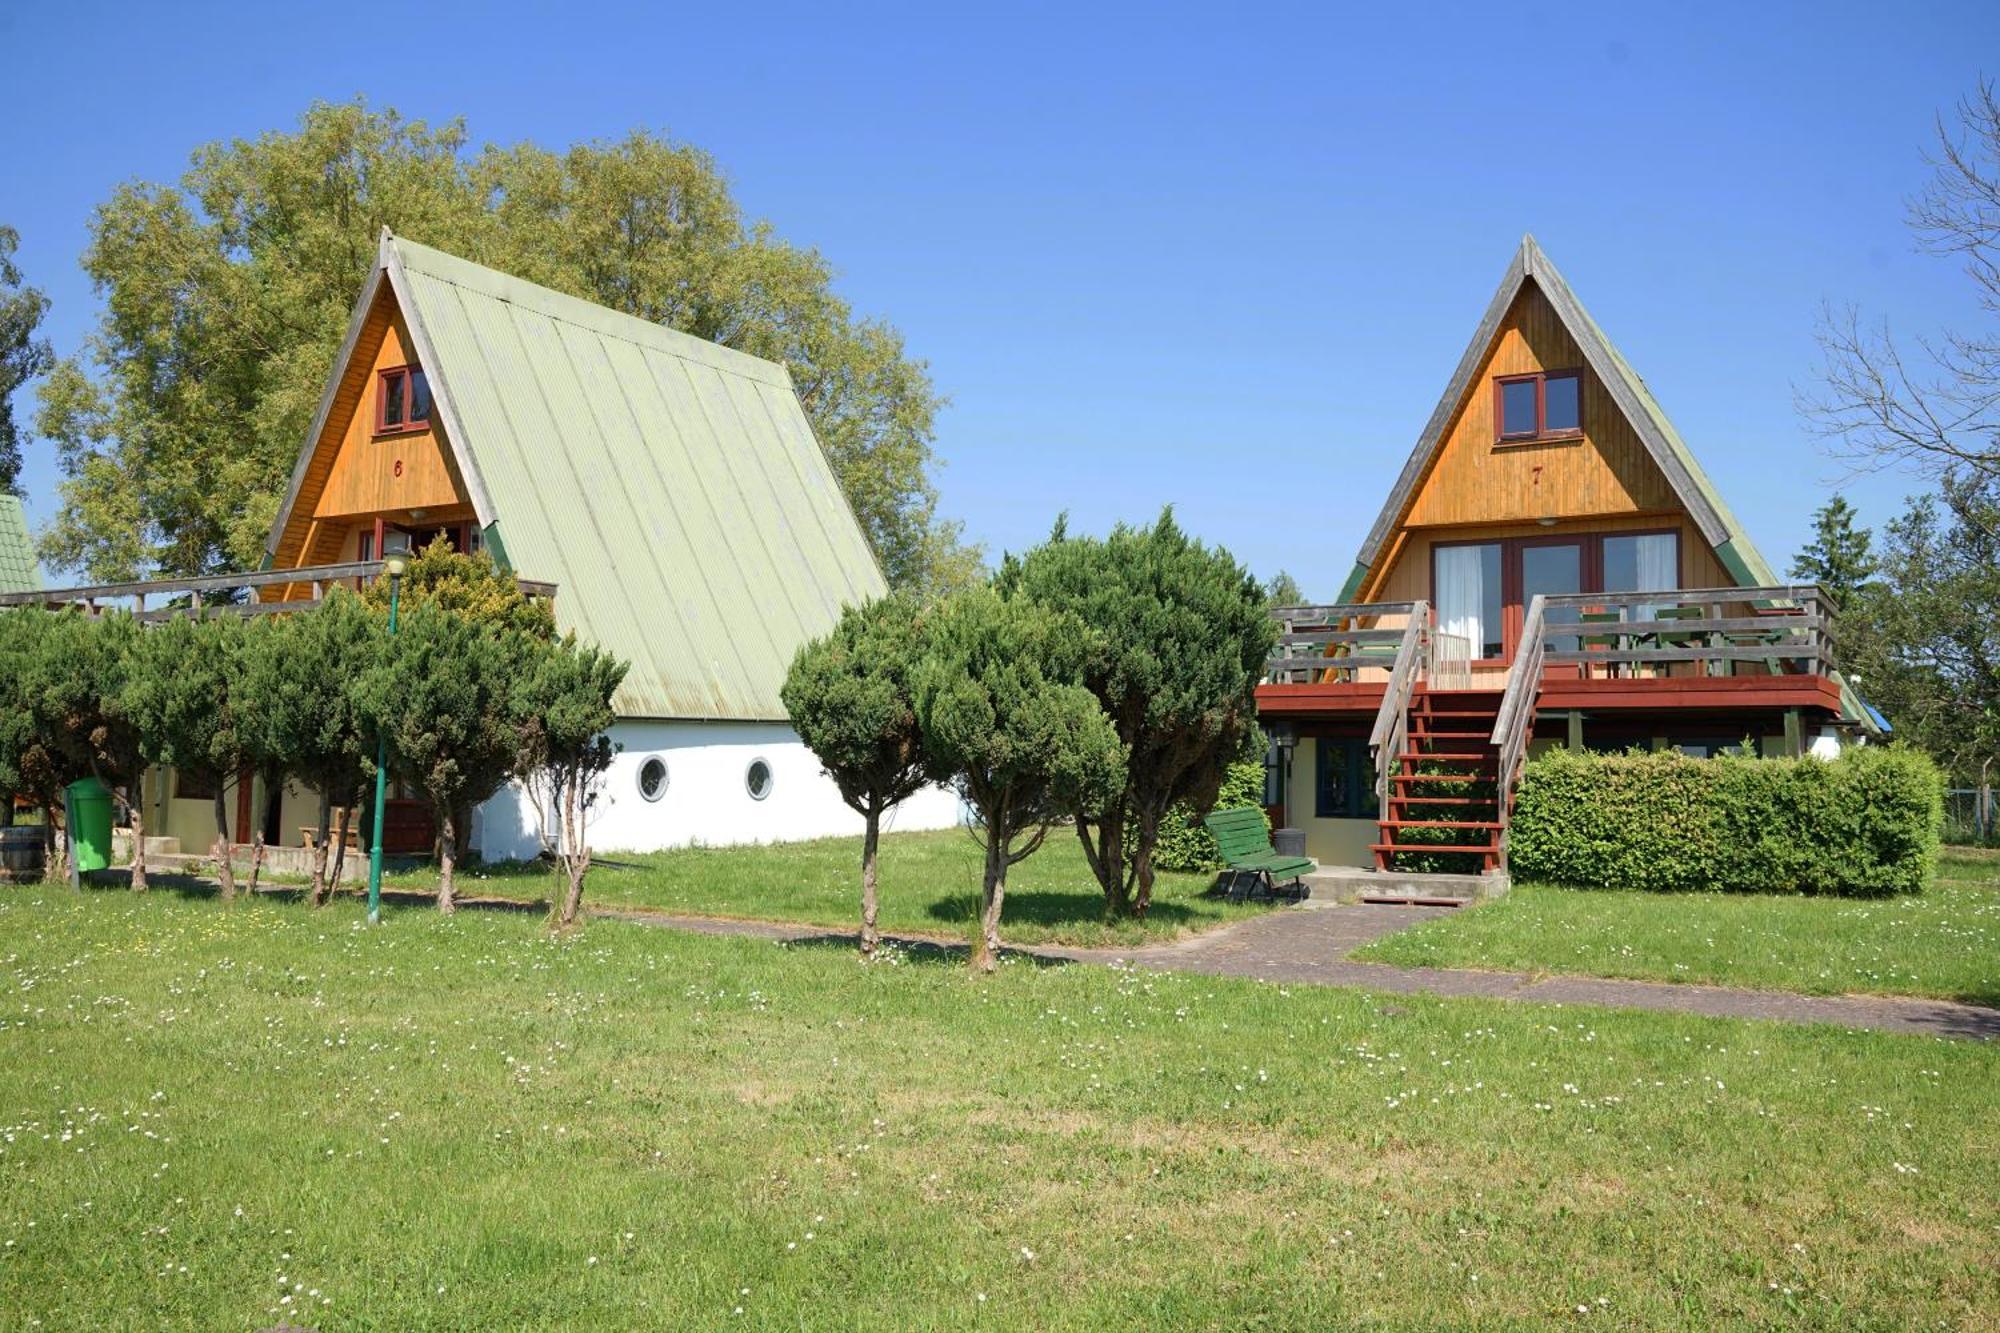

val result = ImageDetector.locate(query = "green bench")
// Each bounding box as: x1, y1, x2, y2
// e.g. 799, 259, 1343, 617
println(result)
1202, 807, 1315, 901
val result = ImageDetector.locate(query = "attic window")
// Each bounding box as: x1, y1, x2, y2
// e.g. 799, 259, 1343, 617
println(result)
1494, 370, 1582, 444
376, 366, 432, 435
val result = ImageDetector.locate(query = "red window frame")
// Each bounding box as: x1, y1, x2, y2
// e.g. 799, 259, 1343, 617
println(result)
1493, 369, 1583, 446
374, 366, 431, 436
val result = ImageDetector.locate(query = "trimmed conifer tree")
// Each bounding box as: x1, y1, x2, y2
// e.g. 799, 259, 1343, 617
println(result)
782, 593, 941, 958
912, 585, 1125, 971
514, 635, 627, 930
1001, 511, 1274, 915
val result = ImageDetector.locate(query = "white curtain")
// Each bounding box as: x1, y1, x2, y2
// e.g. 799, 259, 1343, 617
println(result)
1633, 533, 1677, 620
1436, 545, 1487, 654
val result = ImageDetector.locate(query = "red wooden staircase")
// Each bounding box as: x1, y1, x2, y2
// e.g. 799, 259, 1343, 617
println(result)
1370, 688, 1505, 874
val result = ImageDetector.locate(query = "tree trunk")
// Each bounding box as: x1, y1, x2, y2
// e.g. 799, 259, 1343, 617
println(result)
328, 804, 351, 898
210, 787, 236, 903
973, 830, 1008, 973
1078, 818, 1133, 916
41, 805, 66, 886
247, 829, 265, 897
437, 807, 457, 914
1132, 804, 1161, 918
307, 791, 332, 907
556, 779, 589, 930
127, 791, 148, 893
859, 804, 882, 959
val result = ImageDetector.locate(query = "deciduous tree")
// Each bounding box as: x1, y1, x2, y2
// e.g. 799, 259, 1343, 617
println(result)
0, 225, 51, 495
1001, 512, 1274, 916
35, 101, 973, 590
911, 585, 1124, 971
782, 593, 941, 957
1805, 81, 2000, 493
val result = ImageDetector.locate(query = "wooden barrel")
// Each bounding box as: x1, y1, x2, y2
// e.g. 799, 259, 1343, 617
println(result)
0, 826, 45, 879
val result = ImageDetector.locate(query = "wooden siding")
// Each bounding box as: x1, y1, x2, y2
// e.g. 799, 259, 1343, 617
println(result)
1402, 283, 1681, 530
1368, 514, 1728, 605
267, 287, 470, 577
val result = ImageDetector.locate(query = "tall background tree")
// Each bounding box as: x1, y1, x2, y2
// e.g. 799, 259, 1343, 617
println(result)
1789, 496, 1877, 607
1001, 512, 1274, 916
34, 100, 977, 592
1804, 80, 2000, 782
782, 593, 941, 958
0, 226, 52, 494
1805, 80, 2000, 496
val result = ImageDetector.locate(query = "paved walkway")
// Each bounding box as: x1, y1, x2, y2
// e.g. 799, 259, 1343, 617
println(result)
594, 901, 2000, 1041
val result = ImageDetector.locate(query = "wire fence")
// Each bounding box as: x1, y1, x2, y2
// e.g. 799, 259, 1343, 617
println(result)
1944, 787, 1997, 846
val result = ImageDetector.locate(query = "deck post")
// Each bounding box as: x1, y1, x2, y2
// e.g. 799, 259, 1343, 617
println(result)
1783, 708, 1803, 758
1567, 710, 1584, 751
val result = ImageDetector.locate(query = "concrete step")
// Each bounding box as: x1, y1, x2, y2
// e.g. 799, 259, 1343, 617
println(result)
1302, 865, 1510, 907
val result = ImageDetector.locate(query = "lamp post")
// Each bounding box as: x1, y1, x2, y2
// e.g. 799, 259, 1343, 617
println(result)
366, 556, 407, 925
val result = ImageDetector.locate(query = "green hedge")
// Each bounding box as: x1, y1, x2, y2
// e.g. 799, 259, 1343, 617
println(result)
1150, 761, 1268, 873
1509, 746, 1942, 896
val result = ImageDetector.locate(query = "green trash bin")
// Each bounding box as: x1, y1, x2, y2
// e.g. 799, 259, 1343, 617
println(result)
65, 777, 113, 874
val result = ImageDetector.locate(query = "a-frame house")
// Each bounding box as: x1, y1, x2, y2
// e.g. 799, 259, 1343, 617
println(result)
1259, 236, 1875, 877
7, 231, 959, 865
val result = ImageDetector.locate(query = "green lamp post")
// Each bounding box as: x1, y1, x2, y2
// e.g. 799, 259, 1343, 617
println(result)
366, 555, 407, 925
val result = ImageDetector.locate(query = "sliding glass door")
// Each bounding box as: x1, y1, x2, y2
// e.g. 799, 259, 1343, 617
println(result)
1430, 530, 1683, 663
1519, 540, 1584, 652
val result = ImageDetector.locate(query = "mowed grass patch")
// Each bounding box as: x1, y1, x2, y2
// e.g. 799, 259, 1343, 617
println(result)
0, 890, 1995, 1330
1356, 848, 2000, 1004
377, 827, 1269, 949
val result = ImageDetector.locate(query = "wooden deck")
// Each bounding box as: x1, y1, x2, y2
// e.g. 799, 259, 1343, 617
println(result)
0, 560, 558, 619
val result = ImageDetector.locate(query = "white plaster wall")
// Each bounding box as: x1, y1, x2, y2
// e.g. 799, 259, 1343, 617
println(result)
472, 719, 965, 861
1284, 738, 1378, 869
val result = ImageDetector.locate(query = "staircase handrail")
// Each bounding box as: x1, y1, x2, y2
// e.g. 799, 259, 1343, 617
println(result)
1488, 594, 1547, 869
1368, 600, 1430, 814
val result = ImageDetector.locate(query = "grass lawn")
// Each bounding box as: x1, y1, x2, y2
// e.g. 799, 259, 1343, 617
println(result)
1356, 847, 2000, 1005
375, 827, 1271, 949
1, 889, 1995, 1329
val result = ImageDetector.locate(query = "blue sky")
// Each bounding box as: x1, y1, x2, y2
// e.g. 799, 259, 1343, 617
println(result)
3, 0, 1994, 590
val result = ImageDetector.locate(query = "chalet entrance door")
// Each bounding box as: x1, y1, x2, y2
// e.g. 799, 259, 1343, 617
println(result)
1512, 540, 1584, 660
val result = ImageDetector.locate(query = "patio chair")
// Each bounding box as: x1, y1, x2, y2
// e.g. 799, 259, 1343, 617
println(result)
1651, 604, 1708, 677
1202, 807, 1315, 901
1578, 611, 1624, 679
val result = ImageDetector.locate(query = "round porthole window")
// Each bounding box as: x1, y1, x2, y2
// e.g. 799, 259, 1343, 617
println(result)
637, 756, 669, 802
745, 758, 773, 802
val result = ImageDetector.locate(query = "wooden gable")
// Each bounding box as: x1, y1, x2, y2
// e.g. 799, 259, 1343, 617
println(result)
1401, 281, 1682, 530
267, 282, 472, 572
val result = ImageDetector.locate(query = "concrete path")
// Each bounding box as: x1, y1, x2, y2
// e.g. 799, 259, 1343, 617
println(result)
594, 901, 2000, 1042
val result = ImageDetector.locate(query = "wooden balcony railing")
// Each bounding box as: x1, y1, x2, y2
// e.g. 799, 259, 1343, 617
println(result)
0, 561, 558, 621
1488, 583, 1838, 859
1268, 599, 1435, 814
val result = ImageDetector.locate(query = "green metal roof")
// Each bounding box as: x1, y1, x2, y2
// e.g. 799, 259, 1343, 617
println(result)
0, 495, 42, 594
354, 233, 884, 721
1353, 235, 1780, 589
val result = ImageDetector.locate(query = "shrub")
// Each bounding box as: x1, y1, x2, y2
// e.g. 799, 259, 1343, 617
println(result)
1509, 745, 1942, 896
1150, 761, 1268, 872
